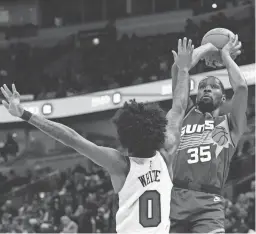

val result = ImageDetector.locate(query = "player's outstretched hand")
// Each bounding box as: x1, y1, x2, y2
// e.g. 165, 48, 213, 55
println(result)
222, 34, 242, 58
1, 84, 24, 117
172, 37, 194, 70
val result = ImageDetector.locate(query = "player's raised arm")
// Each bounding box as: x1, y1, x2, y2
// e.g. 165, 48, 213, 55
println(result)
1, 84, 127, 175
171, 43, 218, 111
221, 35, 248, 146
164, 38, 193, 164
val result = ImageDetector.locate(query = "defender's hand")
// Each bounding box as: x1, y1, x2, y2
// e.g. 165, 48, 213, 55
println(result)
1, 84, 24, 117
171, 37, 194, 70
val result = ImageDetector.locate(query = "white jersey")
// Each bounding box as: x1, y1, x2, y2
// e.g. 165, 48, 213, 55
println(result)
116, 151, 172, 234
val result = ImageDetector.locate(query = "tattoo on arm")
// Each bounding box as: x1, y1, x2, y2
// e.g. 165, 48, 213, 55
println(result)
29, 114, 79, 146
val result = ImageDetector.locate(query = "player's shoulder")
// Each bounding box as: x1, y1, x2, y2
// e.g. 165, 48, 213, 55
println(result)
102, 147, 130, 174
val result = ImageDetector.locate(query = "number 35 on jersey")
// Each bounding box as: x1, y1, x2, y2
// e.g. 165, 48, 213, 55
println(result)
187, 145, 211, 164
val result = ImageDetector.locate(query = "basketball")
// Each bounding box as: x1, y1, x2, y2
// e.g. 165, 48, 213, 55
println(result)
201, 28, 235, 66
201, 28, 235, 49
212, 126, 229, 146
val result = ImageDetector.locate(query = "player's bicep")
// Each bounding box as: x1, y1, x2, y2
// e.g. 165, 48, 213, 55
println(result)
72, 135, 127, 174
229, 86, 248, 145
164, 130, 180, 156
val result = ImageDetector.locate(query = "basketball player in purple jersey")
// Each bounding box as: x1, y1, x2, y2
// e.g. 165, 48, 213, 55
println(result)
169, 35, 248, 233
1, 37, 197, 234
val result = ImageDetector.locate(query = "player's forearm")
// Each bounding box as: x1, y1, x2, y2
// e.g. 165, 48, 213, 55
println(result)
27, 112, 78, 147
172, 68, 190, 113
222, 53, 248, 92
171, 64, 178, 94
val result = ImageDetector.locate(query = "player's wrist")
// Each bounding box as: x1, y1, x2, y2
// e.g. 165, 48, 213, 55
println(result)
221, 51, 232, 66
14, 104, 24, 118
171, 63, 178, 70
178, 67, 189, 73
221, 50, 231, 59
202, 43, 214, 51
20, 109, 32, 121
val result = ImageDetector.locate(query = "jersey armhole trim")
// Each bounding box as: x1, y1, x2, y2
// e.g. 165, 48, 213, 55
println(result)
160, 152, 168, 165
184, 105, 195, 120
226, 114, 236, 148
159, 152, 173, 181
117, 157, 131, 195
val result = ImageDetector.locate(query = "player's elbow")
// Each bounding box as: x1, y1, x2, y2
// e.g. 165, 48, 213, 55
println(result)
172, 103, 186, 116
235, 82, 248, 94
164, 131, 180, 155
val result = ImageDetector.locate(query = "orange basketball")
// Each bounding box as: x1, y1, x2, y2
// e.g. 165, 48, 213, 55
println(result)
211, 126, 229, 146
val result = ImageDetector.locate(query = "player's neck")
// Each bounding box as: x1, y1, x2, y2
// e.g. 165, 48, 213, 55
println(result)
197, 106, 219, 117
129, 150, 156, 159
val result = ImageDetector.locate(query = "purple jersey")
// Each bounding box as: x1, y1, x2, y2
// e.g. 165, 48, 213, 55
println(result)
173, 106, 236, 189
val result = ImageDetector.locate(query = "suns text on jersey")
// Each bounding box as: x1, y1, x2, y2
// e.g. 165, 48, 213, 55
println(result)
181, 120, 214, 136
138, 170, 161, 187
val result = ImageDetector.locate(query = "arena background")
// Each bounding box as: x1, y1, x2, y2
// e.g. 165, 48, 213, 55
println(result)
0, 0, 255, 233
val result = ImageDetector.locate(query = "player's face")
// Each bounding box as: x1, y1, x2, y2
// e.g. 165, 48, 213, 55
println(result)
196, 77, 225, 113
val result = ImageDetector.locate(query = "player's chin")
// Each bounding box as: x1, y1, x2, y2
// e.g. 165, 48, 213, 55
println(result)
198, 100, 215, 113
200, 95, 213, 102
199, 98, 213, 105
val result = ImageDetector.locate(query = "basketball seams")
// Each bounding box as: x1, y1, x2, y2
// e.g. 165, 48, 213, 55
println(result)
202, 33, 230, 40
202, 33, 231, 49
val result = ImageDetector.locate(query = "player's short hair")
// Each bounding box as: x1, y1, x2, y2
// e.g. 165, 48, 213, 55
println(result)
113, 100, 167, 158
200, 76, 225, 94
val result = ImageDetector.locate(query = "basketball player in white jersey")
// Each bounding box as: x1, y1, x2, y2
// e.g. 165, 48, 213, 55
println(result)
1, 37, 198, 234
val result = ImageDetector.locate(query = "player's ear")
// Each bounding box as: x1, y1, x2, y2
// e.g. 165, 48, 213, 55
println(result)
221, 95, 226, 102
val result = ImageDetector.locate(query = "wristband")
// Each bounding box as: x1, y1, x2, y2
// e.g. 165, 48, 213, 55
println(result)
21, 110, 32, 121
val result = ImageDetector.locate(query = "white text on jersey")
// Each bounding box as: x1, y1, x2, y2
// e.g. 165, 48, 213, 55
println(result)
181, 120, 214, 136
138, 170, 161, 187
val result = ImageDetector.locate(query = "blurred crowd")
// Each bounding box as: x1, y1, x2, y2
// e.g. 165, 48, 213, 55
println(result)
0, 163, 254, 233
0, 164, 116, 233
0, 4, 254, 100
0, 133, 19, 163
224, 181, 255, 233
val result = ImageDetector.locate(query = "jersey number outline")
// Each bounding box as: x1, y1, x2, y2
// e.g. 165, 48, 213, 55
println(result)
187, 145, 211, 164
139, 190, 161, 227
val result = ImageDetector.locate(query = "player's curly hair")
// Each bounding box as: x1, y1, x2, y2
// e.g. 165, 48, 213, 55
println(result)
113, 100, 167, 158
